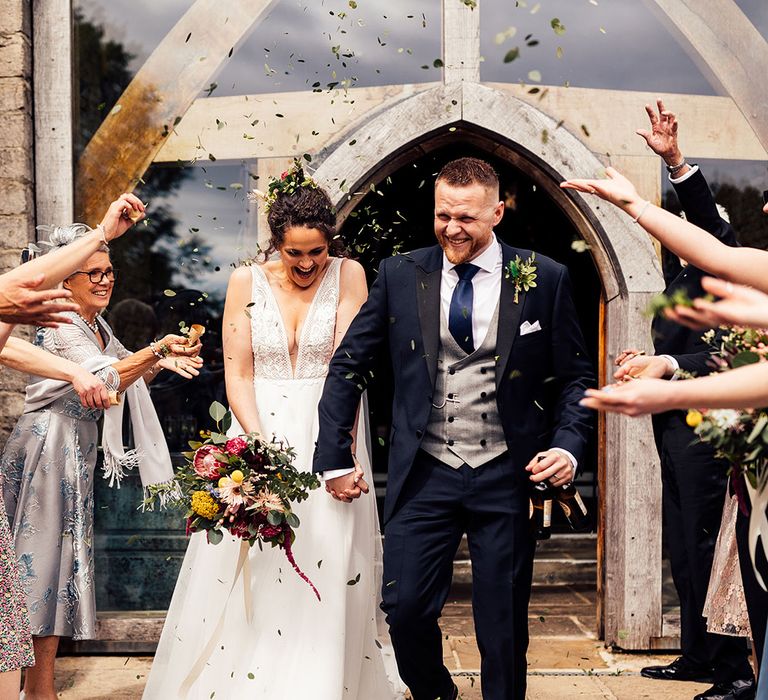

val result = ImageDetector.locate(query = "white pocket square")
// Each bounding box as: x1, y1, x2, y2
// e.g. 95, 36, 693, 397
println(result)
519, 320, 542, 336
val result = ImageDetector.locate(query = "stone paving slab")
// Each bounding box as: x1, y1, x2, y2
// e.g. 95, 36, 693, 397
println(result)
52, 654, 710, 699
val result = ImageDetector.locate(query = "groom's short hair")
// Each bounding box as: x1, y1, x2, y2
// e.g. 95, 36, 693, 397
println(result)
436, 157, 499, 192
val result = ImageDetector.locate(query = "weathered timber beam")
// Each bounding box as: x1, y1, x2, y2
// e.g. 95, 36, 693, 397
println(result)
646, 0, 768, 153
75, 0, 279, 224
442, 0, 481, 83
154, 84, 765, 164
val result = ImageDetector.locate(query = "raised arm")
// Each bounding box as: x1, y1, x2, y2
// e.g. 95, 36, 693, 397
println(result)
561, 168, 768, 292
42, 323, 201, 396
5, 193, 145, 291
222, 266, 261, 435
0, 193, 146, 328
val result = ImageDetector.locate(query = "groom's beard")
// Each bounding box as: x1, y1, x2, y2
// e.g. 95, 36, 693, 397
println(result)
437, 230, 493, 264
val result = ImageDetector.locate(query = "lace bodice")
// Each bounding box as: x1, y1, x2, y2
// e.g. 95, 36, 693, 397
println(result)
249, 258, 342, 380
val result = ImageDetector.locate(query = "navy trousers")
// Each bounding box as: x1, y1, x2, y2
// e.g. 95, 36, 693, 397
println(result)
381, 450, 535, 700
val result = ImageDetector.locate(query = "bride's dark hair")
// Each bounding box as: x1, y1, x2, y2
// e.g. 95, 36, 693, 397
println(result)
265, 181, 345, 258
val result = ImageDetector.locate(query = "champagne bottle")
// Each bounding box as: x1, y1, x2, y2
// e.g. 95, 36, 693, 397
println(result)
530, 482, 553, 540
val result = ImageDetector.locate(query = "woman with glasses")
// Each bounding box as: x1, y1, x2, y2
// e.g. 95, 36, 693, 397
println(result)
0, 195, 204, 700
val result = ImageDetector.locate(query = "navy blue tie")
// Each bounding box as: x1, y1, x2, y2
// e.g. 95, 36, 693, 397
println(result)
449, 263, 480, 354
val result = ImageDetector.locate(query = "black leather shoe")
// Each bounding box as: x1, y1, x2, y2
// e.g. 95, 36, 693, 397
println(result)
693, 678, 756, 700
640, 656, 714, 683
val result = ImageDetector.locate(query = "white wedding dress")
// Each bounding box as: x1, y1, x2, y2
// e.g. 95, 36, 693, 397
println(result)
144, 258, 404, 699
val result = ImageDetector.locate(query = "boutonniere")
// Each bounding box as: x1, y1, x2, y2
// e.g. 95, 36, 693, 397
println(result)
504, 252, 537, 304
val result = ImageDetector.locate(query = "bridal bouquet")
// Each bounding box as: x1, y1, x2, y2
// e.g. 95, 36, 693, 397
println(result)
145, 401, 322, 598
686, 325, 768, 489
684, 326, 768, 586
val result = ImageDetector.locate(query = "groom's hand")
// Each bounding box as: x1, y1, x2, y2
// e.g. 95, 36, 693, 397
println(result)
526, 450, 574, 488
325, 470, 369, 503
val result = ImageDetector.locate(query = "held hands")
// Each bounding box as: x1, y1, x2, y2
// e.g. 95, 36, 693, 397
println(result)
0, 274, 78, 327
325, 461, 370, 503
526, 449, 574, 488
663, 276, 768, 331
71, 368, 111, 410
98, 193, 146, 242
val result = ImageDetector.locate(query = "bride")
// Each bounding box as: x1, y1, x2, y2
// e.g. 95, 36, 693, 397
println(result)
143, 164, 403, 699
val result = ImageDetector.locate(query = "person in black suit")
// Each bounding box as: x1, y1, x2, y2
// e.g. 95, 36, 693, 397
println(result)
313, 157, 595, 700
587, 102, 755, 700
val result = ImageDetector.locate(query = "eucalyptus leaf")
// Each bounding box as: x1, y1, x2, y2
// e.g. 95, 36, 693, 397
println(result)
210, 401, 227, 423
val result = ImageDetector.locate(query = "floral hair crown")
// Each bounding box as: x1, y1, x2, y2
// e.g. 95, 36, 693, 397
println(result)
248, 158, 318, 213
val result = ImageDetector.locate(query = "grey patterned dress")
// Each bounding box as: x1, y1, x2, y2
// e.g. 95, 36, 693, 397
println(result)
0, 313, 129, 639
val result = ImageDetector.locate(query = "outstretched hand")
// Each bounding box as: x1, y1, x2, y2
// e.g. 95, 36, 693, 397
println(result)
636, 99, 683, 163
560, 167, 643, 211
663, 276, 768, 331
580, 379, 673, 416
0, 274, 78, 327
614, 354, 672, 382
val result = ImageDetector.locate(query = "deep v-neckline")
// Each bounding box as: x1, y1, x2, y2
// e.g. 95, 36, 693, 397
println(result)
256, 260, 336, 377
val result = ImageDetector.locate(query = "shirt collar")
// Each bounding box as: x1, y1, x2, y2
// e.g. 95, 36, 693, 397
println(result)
443, 234, 501, 274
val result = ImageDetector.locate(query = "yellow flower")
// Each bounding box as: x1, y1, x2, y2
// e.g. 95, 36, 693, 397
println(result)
686, 410, 703, 428
191, 490, 219, 520
230, 469, 244, 484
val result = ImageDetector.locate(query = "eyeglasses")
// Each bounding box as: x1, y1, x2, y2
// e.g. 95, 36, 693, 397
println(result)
71, 268, 117, 284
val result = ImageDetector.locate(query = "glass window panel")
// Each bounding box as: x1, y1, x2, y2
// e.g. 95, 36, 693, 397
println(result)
480, 0, 719, 94
210, 0, 442, 96
662, 159, 768, 248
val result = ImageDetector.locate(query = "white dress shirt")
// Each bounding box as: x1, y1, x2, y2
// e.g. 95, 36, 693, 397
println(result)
441, 235, 502, 348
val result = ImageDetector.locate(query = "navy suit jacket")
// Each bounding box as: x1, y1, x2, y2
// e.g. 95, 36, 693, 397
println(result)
313, 242, 596, 523
653, 168, 739, 375
652, 168, 739, 435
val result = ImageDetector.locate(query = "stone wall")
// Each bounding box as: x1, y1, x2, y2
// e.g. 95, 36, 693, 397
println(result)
0, 0, 35, 438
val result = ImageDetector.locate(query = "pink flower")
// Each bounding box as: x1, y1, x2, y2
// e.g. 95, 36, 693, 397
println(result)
218, 477, 255, 510
193, 445, 227, 480
250, 487, 286, 514
280, 171, 289, 179
225, 437, 248, 457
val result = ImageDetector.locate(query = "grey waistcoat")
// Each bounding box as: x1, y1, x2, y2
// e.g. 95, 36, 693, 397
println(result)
421, 299, 507, 468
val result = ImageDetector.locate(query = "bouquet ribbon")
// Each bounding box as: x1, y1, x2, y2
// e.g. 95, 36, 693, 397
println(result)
180, 539, 253, 695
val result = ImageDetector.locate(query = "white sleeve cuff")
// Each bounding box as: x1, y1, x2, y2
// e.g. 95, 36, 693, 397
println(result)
668, 164, 699, 184
551, 447, 577, 471
658, 354, 680, 378
322, 467, 355, 481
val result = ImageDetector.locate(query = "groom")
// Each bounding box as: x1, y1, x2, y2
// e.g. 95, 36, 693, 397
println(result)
314, 157, 594, 700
